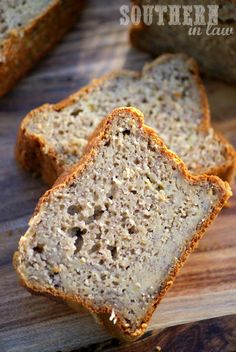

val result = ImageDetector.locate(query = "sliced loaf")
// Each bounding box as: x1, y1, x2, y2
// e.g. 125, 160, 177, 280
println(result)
130, 0, 236, 83
14, 107, 232, 340
16, 54, 236, 185
0, 0, 84, 96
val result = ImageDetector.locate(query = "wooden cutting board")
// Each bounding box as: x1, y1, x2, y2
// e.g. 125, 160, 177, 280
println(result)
0, 1, 236, 351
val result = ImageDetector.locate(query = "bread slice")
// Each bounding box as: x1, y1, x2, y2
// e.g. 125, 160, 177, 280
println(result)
130, 1, 236, 83
16, 54, 236, 185
14, 107, 232, 340
0, 0, 84, 96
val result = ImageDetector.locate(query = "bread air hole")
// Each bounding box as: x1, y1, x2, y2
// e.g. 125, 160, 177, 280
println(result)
33, 244, 44, 254
93, 206, 104, 220
122, 129, 131, 136
142, 97, 147, 103
70, 227, 87, 253
107, 245, 118, 260
89, 242, 101, 254
128, 225, 136, 234
71, 108, 83, 116
67, 204, 82, 215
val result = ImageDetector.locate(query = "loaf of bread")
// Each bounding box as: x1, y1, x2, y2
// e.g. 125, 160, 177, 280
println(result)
0, 0, 84, 96
130, 0, 236, 83
14, 107, 231, 340
16, 54, 236, 185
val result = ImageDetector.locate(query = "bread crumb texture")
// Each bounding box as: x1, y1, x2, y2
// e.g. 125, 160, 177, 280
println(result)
0, 0, 51, 40
15, 108, 231, 337
21, 55, 235, 182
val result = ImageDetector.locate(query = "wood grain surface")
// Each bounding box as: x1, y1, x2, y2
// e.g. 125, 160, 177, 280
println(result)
0, 1, 236, 351
75, 315, 236, 352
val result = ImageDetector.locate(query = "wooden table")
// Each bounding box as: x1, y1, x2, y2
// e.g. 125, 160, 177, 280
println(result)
0, 1, 236, 351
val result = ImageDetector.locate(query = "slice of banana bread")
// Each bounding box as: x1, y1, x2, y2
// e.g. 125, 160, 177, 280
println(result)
16, 54, 236, 185
0, 0, 84, 96
14, 107, 231, 340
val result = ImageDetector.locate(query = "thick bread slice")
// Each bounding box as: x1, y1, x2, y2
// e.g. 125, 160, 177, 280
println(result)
16, 54, 236, 185
14, 107, 232, 340
0, 0, 84, 96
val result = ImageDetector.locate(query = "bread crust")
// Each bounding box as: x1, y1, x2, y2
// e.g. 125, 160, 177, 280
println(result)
14, 107, 232, 341
0, 0, 84, 96
15, 54, 236, 185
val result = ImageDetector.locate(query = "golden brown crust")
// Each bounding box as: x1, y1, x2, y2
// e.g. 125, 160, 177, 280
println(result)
0, 0, 85, 97
15, 104, 64, 185
14, 107, 232, 341
142, 54, 236, 185
15, 54, 236, 185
